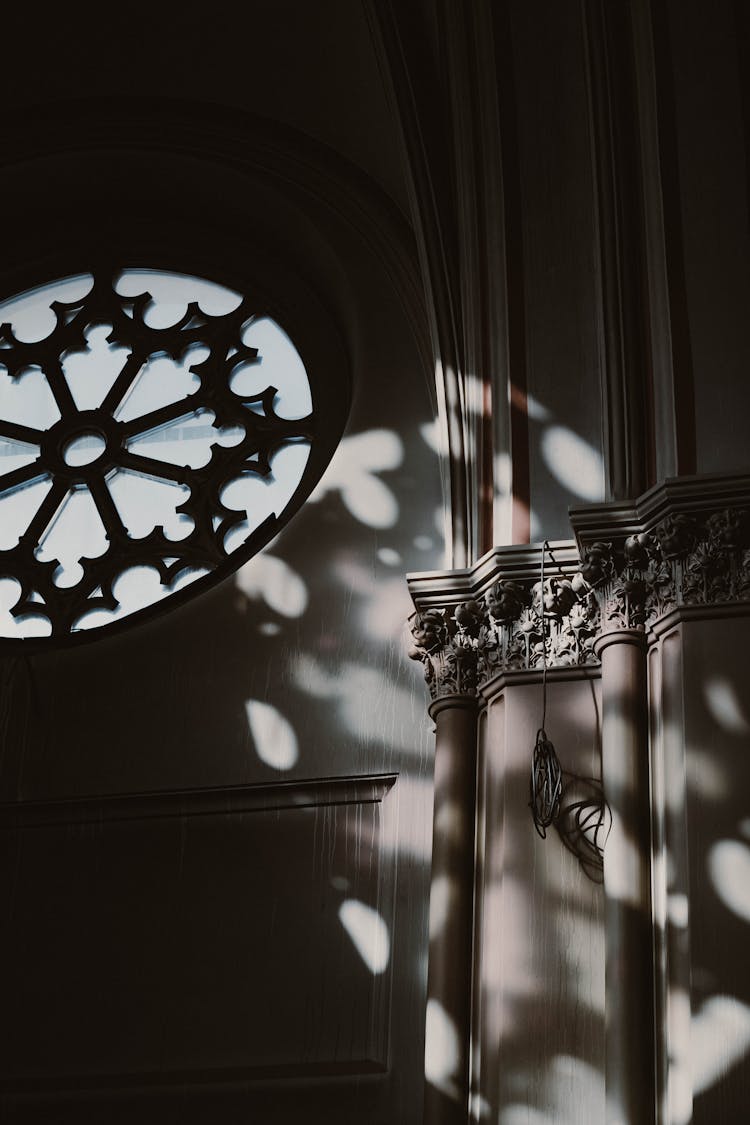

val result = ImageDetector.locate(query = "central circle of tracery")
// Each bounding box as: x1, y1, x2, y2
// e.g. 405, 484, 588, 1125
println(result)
61, 427, 108, 468
0, 269, 316, 641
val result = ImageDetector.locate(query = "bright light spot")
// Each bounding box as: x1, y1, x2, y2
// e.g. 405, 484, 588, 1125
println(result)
526, 392, 553, 422
494, 451, 511, 495
235, 553, 308, 618
413, 535, 433, 550
599, 809, 643, 906
377, 547, 401, 567
308, 428, 402, 528
338, 899, 390, 975
429, 875, 455, 941
668, 893, 689, 929
540, 426, 604, 501
704, 677, 750, 735
244, 700, 298, 770
292, 654, 424, 755
420, 420, 447, 456
691, 995, 750, 1095
361, 577, 414, 642
708, 839, 750, 922
425, 999, 459, 1093
686, 748, 728, 800
669, 987, 693, 1125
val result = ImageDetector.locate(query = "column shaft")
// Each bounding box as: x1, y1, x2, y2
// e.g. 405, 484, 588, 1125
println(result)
595, 628, 655, 1125
424, 694, 478, 1125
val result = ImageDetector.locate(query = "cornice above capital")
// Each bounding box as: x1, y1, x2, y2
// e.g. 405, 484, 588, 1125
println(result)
407, 473, 750, 702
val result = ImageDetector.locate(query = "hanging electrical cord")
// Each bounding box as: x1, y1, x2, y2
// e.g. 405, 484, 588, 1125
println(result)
530, 539, 563, 837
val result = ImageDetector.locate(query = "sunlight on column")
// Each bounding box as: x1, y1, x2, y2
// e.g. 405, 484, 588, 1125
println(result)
429, 875, 457, 942
501, 1055, 603, 1125
668, 987, 693, 1125
600, 808, 643, 906
244, 699, 298, 770
338, 899, 390, 975
425, 998, 460, 1098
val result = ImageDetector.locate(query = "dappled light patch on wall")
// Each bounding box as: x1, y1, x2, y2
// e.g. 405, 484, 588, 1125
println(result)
338, 899, 390, 975
235, 553, 308, 619
0, 268, 345, 646
244, 699, 299, 770
540, 425, 604, 502
708, 838, 750, 923
307, 428, 402, 528
691, 994, 750, 1099
703, 675, 750, 735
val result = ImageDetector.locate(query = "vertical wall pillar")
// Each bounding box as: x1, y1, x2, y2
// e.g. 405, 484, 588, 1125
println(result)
594, 627, 655, 1125
424, 693, 478, 1125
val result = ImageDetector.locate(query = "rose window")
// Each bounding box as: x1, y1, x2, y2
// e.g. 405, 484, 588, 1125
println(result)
0, 269, 322, 643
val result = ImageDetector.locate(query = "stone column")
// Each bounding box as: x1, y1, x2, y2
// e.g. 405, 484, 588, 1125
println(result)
594, 626, 655, 1125
424, 693, 478, 1125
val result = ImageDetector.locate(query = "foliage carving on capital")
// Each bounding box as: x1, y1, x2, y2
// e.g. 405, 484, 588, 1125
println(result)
409, 505, 750, 700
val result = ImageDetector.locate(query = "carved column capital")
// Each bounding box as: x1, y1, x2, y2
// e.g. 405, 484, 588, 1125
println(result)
408, 475, 750, 703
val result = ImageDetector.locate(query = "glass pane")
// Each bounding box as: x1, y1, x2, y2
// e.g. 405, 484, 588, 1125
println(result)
115, 347, 206, 424
0, 437, 40, 476
36, 486, 108, 588
127, 410, 244, 469
107, 469, 194, 541
233, 317, 313, 420
0, 576, 51, 639
0, 365, 60, 430
0, 274, 93, 344
115, 270, 242, 329
0, 269, 317, 641
61, 324, 131, 411
221, 441, 311, 553
0, 476, 53, 550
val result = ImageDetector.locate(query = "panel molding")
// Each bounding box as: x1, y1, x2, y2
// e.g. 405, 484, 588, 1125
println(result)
0, 772, 397, 830
0, 772, 398, 1097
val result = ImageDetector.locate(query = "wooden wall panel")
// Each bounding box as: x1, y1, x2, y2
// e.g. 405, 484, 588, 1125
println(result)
0, 774, 397, 1099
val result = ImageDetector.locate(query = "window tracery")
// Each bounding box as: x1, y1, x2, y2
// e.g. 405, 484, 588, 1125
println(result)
0, 269, 319, 643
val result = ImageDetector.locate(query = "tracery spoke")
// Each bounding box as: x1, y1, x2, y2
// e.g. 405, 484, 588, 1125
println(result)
0, 460, 46, 496
101, 351, 146, 417
116, 448, 191, 485
18, 479, 68, 550
120, 395, 198, 439
88, 476, 129, 543
44, 357, 77, 418
0, 419, 44, 445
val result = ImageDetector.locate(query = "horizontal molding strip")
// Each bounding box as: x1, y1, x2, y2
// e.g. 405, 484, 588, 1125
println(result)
0, 772, 398, 830
1, 1057, 388, 1099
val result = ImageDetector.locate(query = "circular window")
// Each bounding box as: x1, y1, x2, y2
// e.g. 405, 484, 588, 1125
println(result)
0, 269, 335, 644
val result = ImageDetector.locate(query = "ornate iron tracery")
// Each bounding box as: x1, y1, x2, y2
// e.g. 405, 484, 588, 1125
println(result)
0, 270, 320, 643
